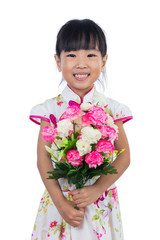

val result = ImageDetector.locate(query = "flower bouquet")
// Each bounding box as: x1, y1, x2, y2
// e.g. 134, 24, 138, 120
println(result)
41, 101, 124, 190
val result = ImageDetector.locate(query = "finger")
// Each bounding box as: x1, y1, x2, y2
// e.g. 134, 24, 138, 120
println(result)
72, 194, 82, 201
71, 220, 82, 227
77, 202, 89, 208
78, 207, 85, 213
71, 189, 81, 195
75, 209, 85, 217
74, 198, 87, 205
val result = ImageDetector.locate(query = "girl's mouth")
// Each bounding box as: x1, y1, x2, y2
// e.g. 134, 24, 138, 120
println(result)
73, 73, 90, 81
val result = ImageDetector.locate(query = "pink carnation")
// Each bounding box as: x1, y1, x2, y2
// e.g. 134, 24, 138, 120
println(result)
62, 105, 82, 121
85, 151, 104, 168
82, 106, 108, 127
96, 139, 114, 154
100, 126, 117, 141
41, 126, 57, 142
66, 150, 83, 166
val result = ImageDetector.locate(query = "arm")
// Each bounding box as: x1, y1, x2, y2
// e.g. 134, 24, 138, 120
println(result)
71, 121, 130, 207
37, 120, 85, 227
37, 120, 65, 208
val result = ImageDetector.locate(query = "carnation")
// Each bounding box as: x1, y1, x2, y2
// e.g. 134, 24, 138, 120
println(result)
41, 126, 57, 142
85, 151, 104, 168
82, 106, 108, 127
66, 150, 83, 166
106, 115, 114, 125
96, 139, 115, 154
80, 102, 93, 111
91, 92, 107, 107
76, 139, 91, 156
100, 126, 117, 141
62, 105, 82, 121
81, 126, 101, 144
57, 119, 73, 138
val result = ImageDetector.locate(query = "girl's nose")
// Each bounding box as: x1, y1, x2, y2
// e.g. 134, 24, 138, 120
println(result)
76, 56, 88, 68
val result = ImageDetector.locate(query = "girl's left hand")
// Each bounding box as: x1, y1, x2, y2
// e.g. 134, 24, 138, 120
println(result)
71, 185, 102, 208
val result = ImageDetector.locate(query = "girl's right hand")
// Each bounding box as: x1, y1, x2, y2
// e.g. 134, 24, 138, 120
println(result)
57, 199, 85, 227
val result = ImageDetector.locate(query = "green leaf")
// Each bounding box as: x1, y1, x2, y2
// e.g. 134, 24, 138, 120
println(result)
45, 146, 53, 155
92, 215, 99, 221
115, 228, 119, 232
56, 136, 61, 140
108, 191, 112, 197
62, 137, 68, 144
99, 209, 105, 215
67, 169, 77, 175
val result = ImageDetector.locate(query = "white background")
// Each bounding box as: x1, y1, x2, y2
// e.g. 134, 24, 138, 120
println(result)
0, 0, 160, 239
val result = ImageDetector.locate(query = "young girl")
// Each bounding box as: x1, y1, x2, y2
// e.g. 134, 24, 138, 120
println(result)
30, 19, 133, 240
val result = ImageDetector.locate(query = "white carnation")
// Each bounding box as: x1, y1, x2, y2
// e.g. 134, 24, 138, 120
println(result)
112, 124, 119, 134
81, 126, 101, 144
106, 115, 114, 125
76, 139, 91, 156
92, 92, 107, 107
106, 115, 118, 133
80, 102, 93, 111
57, 119, 73, 138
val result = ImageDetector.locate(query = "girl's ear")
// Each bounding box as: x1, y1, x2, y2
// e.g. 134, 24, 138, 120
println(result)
101, 54, 108, 72
54, 54, 61, 72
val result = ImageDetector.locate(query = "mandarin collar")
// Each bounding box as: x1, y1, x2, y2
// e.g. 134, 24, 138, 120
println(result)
61, 84, 96, 104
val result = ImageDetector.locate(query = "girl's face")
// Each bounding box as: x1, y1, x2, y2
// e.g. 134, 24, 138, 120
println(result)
54, 49, 108, 98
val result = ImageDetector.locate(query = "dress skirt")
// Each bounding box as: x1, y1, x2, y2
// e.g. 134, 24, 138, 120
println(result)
31, 177, 124, 240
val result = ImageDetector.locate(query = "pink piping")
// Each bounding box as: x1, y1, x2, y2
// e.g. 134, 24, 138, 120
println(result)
67, 84, 94, 103
114, 116, 133, 124
29, 115, 50, 125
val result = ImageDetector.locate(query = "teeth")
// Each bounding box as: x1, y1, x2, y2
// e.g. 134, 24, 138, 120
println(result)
75, 74, 88, 78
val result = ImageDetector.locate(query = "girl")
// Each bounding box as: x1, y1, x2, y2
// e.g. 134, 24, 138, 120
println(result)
30, 19, 133, 240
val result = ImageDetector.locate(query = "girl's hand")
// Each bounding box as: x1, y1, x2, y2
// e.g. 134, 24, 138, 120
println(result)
57, 198, 85, 227
71, 185, 101, 208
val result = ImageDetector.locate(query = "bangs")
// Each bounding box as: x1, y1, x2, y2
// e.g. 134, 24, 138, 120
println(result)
56, 19, 107, 57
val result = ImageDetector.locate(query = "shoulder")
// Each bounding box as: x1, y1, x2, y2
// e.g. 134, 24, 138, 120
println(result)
29, 96, 59, 125
106, 97, 133, 124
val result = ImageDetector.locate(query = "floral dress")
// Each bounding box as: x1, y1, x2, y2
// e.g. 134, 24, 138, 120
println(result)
29, 84, 133, 240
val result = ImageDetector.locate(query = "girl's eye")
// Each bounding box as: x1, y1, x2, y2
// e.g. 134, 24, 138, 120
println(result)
88, 54, 96, 57
67, 54, 76, 57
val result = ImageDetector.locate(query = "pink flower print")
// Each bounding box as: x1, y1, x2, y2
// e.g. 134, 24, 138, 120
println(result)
96, 139, 115, 154
112, 188, 118, 202
100, 125, 117, 141
102, 226, 106, 235
94, 194, 105, 208
66, 150, 83, 166
41, 126, 57, 142
93, 229, 103, 239
47, 234, 50, 237
85, 151, 104, 168
57, 101, 63, 106
50, 221, 58, 228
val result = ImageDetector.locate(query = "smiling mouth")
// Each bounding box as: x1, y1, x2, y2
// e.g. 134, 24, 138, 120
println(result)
73, 73, 90, 80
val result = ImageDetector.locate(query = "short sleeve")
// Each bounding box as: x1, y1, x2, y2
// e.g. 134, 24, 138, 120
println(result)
29, 102, 50, 125
107, 98, 133, 124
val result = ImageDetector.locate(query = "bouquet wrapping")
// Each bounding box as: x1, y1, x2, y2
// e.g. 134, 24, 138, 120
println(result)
41, 101, 124, 189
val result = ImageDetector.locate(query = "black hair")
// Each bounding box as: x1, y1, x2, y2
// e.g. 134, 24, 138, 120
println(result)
56, 19, 107, 58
